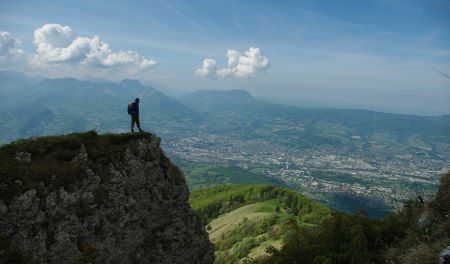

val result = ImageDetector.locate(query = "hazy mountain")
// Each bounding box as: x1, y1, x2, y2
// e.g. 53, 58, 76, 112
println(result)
0, 71, 40, 86
0, 71, 42, 100
179, 89, 450, 153
177, 89, 307, 119
1, 72, 449, 160
0, 72, 201, 143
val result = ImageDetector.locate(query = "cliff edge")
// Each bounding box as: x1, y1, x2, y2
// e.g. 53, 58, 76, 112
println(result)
0, 131, 214, 264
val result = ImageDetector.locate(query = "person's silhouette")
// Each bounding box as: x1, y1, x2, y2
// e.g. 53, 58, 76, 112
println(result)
130, 98, 143, 132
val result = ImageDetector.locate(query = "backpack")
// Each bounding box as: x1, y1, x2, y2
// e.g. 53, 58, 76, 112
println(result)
127, 102, 133, 115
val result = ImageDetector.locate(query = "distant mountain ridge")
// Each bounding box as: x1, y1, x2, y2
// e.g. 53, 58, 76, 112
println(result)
178, 88, 450, 153
179, 87, 450, 119
1, 71, 449, 160
178, 88, 295, 115
0, 72, 201, 143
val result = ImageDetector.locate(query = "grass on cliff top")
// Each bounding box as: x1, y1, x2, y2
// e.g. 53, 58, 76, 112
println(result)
1, 130, 154, 154
0, 131, 157, 205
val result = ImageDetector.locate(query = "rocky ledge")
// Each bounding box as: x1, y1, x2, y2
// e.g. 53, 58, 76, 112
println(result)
0, 131, 214, 264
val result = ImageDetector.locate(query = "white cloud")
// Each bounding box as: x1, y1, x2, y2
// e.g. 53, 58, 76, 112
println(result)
196, 47, 269, 79
195, 58, 217, 78
0, 31, 24, 63
31, 23, 157, 71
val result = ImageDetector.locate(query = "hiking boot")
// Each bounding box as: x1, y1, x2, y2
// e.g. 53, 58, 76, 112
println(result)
131, 129, 135, 133
139, 128, 144, 132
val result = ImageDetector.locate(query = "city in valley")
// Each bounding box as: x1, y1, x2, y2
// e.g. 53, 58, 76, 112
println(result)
163, 133, 449, 211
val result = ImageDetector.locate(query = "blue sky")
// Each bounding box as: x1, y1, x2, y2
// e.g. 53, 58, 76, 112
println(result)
1, 0, 449, 115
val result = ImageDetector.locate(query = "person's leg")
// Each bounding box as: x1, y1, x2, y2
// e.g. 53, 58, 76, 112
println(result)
136, 116, 143, 131
131, 115, 136, 132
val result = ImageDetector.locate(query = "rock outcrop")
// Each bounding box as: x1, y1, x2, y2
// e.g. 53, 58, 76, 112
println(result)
0, 131, 214, 264
440, 246, 450, 264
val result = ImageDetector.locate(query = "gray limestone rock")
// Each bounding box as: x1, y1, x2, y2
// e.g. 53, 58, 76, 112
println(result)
0, 133, 214, 264
440, 246, 450, 264
15, 151, 31, 163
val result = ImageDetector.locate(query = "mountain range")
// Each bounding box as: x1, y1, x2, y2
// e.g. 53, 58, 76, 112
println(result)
2, 71, 449, 159
1, 71, 449, 217
0, 71, 200, 143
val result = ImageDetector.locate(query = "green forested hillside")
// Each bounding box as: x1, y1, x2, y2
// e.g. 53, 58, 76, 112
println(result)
190, 185, 329, 223
189, 174, 450, 264
247, 173, 450, 264
189, 185, 330, 263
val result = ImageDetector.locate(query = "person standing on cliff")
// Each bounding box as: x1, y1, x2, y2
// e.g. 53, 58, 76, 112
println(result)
128, 98, 144, 133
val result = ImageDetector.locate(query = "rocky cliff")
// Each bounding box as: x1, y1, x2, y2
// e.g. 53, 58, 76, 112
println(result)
0, 131, 214, 264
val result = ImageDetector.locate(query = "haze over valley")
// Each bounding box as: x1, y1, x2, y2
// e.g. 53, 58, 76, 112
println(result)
1, 71, 449, 217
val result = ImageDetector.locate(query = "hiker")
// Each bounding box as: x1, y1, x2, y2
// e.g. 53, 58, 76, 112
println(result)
128, 98, 144, 132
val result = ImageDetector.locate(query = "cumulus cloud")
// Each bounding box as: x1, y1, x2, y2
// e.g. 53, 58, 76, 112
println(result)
0, 31, 24, 63
195, 58, 217, 78
31, 23, 157, 71
195, 47, 269, 79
